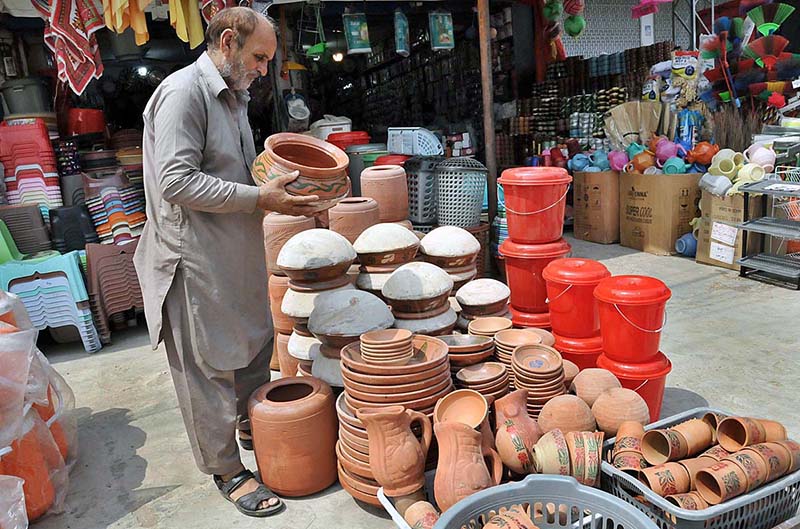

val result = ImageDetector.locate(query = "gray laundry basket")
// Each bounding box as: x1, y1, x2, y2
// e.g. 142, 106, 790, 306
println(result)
436, 157, 487, 228
405, 156, 443, 224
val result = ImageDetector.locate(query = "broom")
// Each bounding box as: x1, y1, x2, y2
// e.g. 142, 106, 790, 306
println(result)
743, 35, 790, 69
739, 0, 772, 16
748, 3, 795, 36
776, 53, 800, 81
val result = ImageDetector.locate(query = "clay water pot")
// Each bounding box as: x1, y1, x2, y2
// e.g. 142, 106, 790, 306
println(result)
696, 460, 749, 505
360, 165, 409, 222
493, 389, 542, 474
403, 501, 439, 529
570, 368, 621, 407
329, 198, 380, 243
276, 229, 356, 282
354, 223, 420, 266
268, 274, 294, 334
642, 429, 689, 465
537, 394, 595, 434
433, 389, 488, 429
591, 388, 650, 437
744, 443, 792, 482
356, 406, 432, 497
717, 417, 786, 452
679, 457, 716, 490
456, 278, 510, 316
640, 462, 690, 496
727, 450, 768, 492
533, 428, 571, 475
666, 492, 709, 511
382, 262, 453, 313
613, 421, 645, 455
263, 213, 316, 276
672, 419, 715, 455
433, 421, 503, 512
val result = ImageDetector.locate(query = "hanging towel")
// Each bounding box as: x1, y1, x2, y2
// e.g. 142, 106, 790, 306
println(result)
103, 0, 152, 46
170, 0, 204, 49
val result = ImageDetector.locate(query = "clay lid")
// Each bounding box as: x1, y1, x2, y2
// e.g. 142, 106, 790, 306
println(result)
500, 238, 571, 259
456, 362, 506, 385
393, 307, 457, 333
277, 229, 356, 270
513, 344, 563, 375
455, 279, 510, 307
382, 262, 453, 301
542, 258, 611, 285
498, 166, 572, 185
594, 275, 672, 305
420, 226, 480, 258
495, 329, 543, 348
438, 334, 493, 353
308, 290, 393, 338
353, 223, 419, 254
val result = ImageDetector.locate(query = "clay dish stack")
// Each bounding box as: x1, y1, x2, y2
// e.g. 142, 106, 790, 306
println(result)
455, 279, 511, 331
455, 362, 510, 402
511, 344, 567, 419
359, 329, 414, 365
419, 226, 481, 291
468, 316, 513, 338
354, 224, 420, 299
494, 329, 544, 388
438, 334, 495, 379
383, 262, 457, 336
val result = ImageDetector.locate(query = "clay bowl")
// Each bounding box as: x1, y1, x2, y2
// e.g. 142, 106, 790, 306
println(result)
462, 376, 510, 395
433, 389, 489, 429
336, 392, 365, 428
360, 346, 414, 358
456, 362, 507, 386
340, 335, 448, 375
459, 297, 510, 317
458, 305, 511, 322
340, 357, 450, 386
484, 387, 512, 402
438, 334, 495, 354
391, 303, 451, 321
360, 354, 414, 367
360, 328, 413, 347
360, 350, 414, 363
513, 366, 566, 385
524, 328, 556, 347
342, 368, 447, 394
339, 419, 368, 442
385, 292, 451, 315
495, 329, 543, 350
346, 383, 454, 412
358, 244, 419, 267
340, 437, 371, 464
339, 426, 369, 450
534, 429, 571, 476
344, 375, 452, 405
448, 347, 495, 367
513, 345, 564, 376
468, 317, 513, 337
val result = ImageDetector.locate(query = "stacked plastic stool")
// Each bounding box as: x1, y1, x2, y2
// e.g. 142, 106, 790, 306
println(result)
50, 206, 99, 252
0, 205, 53, 254
0, 120, 63, 210
86, 240, 143, 342
83, 169, 146, 245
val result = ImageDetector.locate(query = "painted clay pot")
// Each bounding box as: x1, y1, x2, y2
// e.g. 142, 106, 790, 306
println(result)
255, 133, 350, 199
268, 274, 294, 334
328, 198, 380, 244
570, 368, 621, 407
678, 457, 716, 490
727, 450, 768, 492
591, 388, 650, 437
420, 226, 481, 268
612, 450, 648, 472
744, 442, 792, 482
566, 431, 588, 484
696, 460, 749, 505
582, 431, 604, 487
537, 395, 596, 434
248, 377, 337, 496
360, 165, 409, 222
483, 507, 537, 529
672, 419, 715, 455
775, 439, 800, 473
263, 213, 316, 276
701, 445, 731, 462
434, 421, 503, 512
717, 417, 786, 452
640, 462, 690, 497
403, 501, 439, 529
701, 412, 727, 443
493, 389, 542, 474
533, 429, 571, 476
666, 492, 709, 511
356, 406, 432, 497
613, 421, 645, 455
642, 429, 689, 465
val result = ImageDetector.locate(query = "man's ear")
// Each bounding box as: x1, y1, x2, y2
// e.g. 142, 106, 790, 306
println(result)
220, 28, 236, 53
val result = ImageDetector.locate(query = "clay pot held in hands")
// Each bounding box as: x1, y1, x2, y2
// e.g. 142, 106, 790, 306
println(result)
672, 418, 715, 455
666, 492, 709, 511
263, 213, 316, 276
537, 394, 596, 434
591, 388, 650, 437
493, 389, 542, 474
642, 429, 689, 465
570, 368, 621, 407
717, 417, 787, 452
329, 198, 380, 244
640, 462, 690, 497
356, 406, 432, 497
360, 165, 410, 222
696, 460, 749, 505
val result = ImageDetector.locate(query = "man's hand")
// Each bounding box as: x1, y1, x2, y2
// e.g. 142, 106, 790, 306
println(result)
256, 170, 337, 216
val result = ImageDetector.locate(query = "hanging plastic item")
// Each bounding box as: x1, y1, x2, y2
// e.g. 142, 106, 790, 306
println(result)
429, 11, 455, 50
395, 9, 410, 57
0, 475, 26, 529
343, 13, 372, 55
285, 91, 311, 133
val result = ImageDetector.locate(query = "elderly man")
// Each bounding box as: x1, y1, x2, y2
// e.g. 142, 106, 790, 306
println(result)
134, 7, 326, 517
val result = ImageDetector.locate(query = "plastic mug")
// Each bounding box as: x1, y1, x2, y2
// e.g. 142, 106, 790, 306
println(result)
744, 145, 776, 172
568, 154, 591, 172
709, 158, 738, 179
661, 157, 691, 174
608, 150, 629, 171
584, 166, 602, 172
712, 149, 745, 167
675, 232, 697, 257
737, 163, 766, 182
589, 150, 611, 171
644, 166, 664, 175
626, 142, 647, 159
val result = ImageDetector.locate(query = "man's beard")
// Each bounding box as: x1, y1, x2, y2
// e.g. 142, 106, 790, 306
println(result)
220, 53, 256, 91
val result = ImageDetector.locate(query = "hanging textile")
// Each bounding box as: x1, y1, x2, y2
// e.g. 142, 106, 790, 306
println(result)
103, 0, 153, 46
201, 0, 234, 24
170, 0, 204, 49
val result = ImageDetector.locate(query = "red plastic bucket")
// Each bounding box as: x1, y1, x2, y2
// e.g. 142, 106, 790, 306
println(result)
597, 352, 672, 422
498, 167, 572, 244
594, 275, 671, 363
509, 306, 550, 329
500, 238, 571, 314
374, 154, 411, 166
543, 258, 610, 338
327, 131, 370, 151
553, 332, 603, 371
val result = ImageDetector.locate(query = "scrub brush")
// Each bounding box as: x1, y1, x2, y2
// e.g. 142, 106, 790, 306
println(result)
748, 3, 795, 36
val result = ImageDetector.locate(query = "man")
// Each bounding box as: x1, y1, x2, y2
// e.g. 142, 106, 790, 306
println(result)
134, 7, 328, 517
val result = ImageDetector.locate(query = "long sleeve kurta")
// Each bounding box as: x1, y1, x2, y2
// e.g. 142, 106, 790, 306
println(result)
134, 52, 272, 371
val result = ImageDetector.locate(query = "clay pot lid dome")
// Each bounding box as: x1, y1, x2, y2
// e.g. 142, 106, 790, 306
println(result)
277, 229, 356, 270
382, 262, 453, 301
455, 278, 510, 307
419, 226, 480, 258
392, 307, 457, 333
308, 290, 394, 338
353, 223, 419, 254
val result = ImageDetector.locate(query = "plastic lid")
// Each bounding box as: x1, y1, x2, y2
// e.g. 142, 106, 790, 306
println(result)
498, 167, 572, 186
597, 352, 672, 378
499, 238, 571, 259
346, 143, 387, 154
328, 131, 370, 141
593, 275, 671, 305
362, 151, 390, 162
374, 155, 411, 165
542, 258, 611, 285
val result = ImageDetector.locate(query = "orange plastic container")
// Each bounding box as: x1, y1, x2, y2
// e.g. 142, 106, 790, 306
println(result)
2, 423, 56, 521
553, 332, 603, 371
500, 238, 571, 314
498, 167, 572, 244
543, 258, 610, 338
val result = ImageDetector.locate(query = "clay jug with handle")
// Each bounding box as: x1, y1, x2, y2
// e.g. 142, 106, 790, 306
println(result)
357, 406, 432, 497
494, 389, 542, 474
434, 421, 503, 512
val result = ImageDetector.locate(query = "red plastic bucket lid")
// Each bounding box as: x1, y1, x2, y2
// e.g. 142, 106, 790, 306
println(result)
542, 258, 611, 285
553, 332, 603, 352
500, 238, 571, 259
328, 131, 370, 143
593, 275, 671, 305
374, 155, 411, 166
597, 352, 672, 378
498, 167, 572, 186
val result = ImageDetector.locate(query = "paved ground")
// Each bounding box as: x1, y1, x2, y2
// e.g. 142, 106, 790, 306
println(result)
33, 236, 800, 528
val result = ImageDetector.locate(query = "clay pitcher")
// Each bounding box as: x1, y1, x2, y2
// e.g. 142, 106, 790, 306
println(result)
434, 421, 503, 512
357, 406, 432, 497
494, 389, 542, 474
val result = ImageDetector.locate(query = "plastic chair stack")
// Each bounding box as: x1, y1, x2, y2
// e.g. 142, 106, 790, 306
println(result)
0, 220, 101, 353
86, 240, 143, 343
0, 120, 63, 211
0, 205, 53, 255
83, 169, 146, 245
60, 174, 85, 206
49, 205, 99, 252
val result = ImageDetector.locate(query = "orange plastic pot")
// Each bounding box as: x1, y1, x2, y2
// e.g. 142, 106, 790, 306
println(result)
597, 352, 672, 422
553, 332, 603, 371
498, 167, 572, 244
543, 258, 610, 338
500, 238, 571, 314
509, 306, 550, 329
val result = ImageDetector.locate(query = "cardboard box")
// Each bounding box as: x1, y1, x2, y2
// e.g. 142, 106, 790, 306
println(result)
695, 191, 763, 271
619, 172, 702, 255
573, 170, 620, 244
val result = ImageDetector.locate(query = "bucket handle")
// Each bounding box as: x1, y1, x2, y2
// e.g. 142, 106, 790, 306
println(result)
545, 284, 573, 304
504, 185, 570, 216
633, 379, 650, 392
614, 303, 667, 333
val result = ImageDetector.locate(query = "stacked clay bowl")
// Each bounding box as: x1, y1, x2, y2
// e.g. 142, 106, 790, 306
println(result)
420, 226, 481, 291
468, 316, 513, 338
359, 329, 414, 365
383, 262, 457, 336
354, 223, 419, 299
455, 278, 511, 332
494, 329, 545, 388
438, 334, 495, 377
455, 362, 510, 402
511, 344, 567, 419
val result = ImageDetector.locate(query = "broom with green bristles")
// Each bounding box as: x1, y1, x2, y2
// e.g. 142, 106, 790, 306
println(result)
748, 3, 795, 36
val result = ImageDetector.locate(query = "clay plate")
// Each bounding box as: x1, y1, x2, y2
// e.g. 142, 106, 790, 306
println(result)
339, 431, 370, 456
340, 335, 448, 375
340, 437, 371, 464
448, 348, 495, 367
456, 362, 507, 385
345, 383, 454, 411
340, 357, 450, 385
344, 375, 452, 404
337, 463, 381, 506
468, 317, 513, 336
336, 441, 374, 479
461, 375, 510, 393
343, 368, 448, 394
495, 328, 543, 349
438, 334, 494, 353
360, 328, 413, 346
513, 345, 563, 375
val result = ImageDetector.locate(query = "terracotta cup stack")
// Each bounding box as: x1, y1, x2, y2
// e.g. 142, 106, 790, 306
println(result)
510, 344, 567, 419
454, 362, 510, 403
359, 329, 414, 365
531, 428, 604, 487
419, 226, 481, 291
383, 262, 457, 336
438, 334, 495, 378
542, 258, 610, 371
494, 329, 545, 389
354, 223, 419, 299
454, 279, 511, 332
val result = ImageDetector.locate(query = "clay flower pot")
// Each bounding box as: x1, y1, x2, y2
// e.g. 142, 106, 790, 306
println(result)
665, 492, 709, 511
493, 389, 542, 474
744, 442, 792, 482
678, 457, 716, 490
484, 507, 537, 529
642, 429, 689, 466
640, 462, 690, 497
533, 429, 571, 475
566, 431, 588, 484
360, 165, 409, 222
263, 213, 316, 276
696, 460, 749, 505
613, 421, 645, 455
382, 262, 453, 313
403, 501, 439, 529
591, 388, 650, 437
354, 223, 420, 266
420, 226, 481, 268
570, 368, 621, 407
717, 417, 786, 452
537, 394, 596, 434
433, 389, 489, 430
329, 197, 380, 243
727, 450, 769, 492
276, 229, 356, 283
672, 419, 715, 455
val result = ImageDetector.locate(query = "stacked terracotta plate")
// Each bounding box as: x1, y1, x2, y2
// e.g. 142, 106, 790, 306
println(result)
438, 334, 495, 377
511, 344, 566, 419
468, 316, 513, 338
335, 392, 384, 506
359, 329, 414, 365
494, 329, 545, 388
455, 362, 510, 402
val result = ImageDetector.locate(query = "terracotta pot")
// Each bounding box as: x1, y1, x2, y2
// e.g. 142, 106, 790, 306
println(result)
493, 389, 542, 474
533, 429, 571, 475
613, 421, 645, 455
268, 274, 294, 334
403, 501, 439, 529
566, 431, 587, 484
640, 462, 690, 496
726, 450, 768, 492
582, 431, 604, 487
356, 406, 432, 497
483, 507, 537, 529
276, 229, 356, 283
775, 439, 800, 473
537, 395, 595, 434
696, 460, 749, 505
700, 445, 731, 462
329, 198, 380, 244
433, 421, 503, 512
702, 412, 727, 443
456, 278, 510, 315
274, 332, 298, 378
562, 360, 579, 390
591, 388, 650, 437
642, 429, 689, 465
612, 450, 648, 472
744, 442, 792, 482
263, 213, 316, 276
717, 417, 785, 452
570, 368, 621, 407
665, 492, 709, 510
672, 419, 715, 456
248, 377, 337, 496
433, 389, 488, 430
678, 457, 716, 490
360, 165, 409, 222
420, 226, 481, 268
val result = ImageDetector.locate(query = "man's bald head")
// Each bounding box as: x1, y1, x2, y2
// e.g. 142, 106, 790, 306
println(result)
205, 7, 276, 51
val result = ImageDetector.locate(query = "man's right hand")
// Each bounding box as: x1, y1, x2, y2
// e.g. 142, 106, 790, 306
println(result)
256, 170, 337, 216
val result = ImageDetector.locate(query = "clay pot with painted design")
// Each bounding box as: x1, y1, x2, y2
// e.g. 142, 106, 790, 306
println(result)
666, 492, 709, 510
642, 429, 689, 465
493, 389, 542, 474
696, 460, 749, 505
672, 418, 715, 456
613, 421, 645, 456
328, 197, 380, 244
640, 462, 690, 496
743, 442, 792, 482
360, 165, 409, 222
678, 457, 716, 490
717, 417, 787, 452
726, 450, 768, 492
403, 501, 439, 529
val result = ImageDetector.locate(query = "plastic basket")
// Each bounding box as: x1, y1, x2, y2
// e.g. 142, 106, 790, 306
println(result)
436, 157, 487, 228
405, 156, 443, 224
601, 407, 800, 529
387, 127, 444, 156
379, 472, 659, 529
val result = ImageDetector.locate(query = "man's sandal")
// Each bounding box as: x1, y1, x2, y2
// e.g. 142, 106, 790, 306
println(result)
213, 470, 284, 517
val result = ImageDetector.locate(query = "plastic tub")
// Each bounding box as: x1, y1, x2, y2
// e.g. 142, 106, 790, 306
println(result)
498, 167, 572, 244
543, 258, 610, 338
309, 115, 352, 140
1, 78, 50, 114
500, 238, 571, 314
596, 352, 671, 422
594, 275, 671, 364
327, 131, 370, 151
553, 332, 603, 370
345, 143, 386, 196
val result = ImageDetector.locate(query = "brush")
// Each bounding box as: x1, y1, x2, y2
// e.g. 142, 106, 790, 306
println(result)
776, 53, 800, 80
733, 68, 766, 94
748, 3, 795, 36
743, 35, 790, 69
715, 18, 741, 107
739, 0, 773, 16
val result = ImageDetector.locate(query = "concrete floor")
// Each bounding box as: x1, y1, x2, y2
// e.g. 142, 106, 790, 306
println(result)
33, 236, 800, 529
